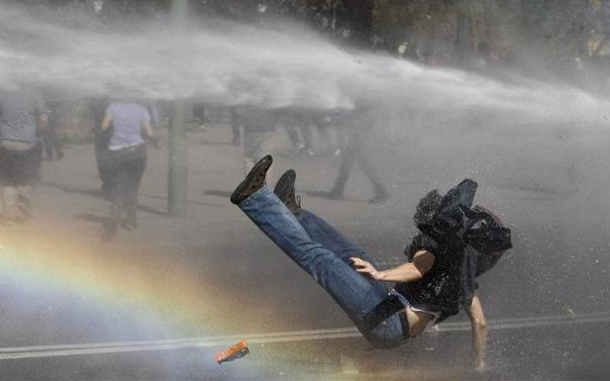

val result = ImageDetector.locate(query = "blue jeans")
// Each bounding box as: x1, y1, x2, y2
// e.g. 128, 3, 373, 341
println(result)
238, 187, 406, 348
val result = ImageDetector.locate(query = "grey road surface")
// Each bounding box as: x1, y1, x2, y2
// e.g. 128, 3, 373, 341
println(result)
1, 121, 609, 380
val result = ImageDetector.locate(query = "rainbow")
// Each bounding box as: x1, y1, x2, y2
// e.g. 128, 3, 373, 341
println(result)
0, 230, 245, 338
0, 228, 356, 377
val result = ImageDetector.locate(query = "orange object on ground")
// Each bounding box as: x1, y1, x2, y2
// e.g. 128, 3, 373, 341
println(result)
215, 341, 250, 364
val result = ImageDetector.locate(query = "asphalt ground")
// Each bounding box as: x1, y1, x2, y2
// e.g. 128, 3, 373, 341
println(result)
1, 120, 609, 380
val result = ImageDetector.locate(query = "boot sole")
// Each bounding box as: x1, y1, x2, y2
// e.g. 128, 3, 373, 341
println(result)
230, 155, 273, 204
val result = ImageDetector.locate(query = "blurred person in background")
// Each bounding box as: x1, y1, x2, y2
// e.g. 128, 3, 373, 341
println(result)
234, 107, 278, 183
310, 112, 336, 155
0, 87, 47, 225
100, 100, 160, 240
89, 97, 113, 198
229, 108, 241, 146
282, 111, 310, 155
42, 100, 64, 161
328, 108, 389, 203
282, 110, 334, 156
193, 103, 207, 131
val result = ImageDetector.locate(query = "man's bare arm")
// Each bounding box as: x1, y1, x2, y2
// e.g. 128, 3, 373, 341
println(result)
350, 250, 435, 283
100, 115, 113, 131
141, 120, 160, 148
466, 294, 488, 371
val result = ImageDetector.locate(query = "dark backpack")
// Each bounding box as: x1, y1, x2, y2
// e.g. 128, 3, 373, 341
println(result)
416, 179, 512, 277
462, 205, 512, 277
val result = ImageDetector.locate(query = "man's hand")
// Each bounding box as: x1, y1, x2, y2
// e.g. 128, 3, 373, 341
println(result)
350, 257, 383, 280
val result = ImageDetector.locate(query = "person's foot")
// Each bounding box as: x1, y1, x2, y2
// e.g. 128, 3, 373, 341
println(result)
230, 155, 273, 204
369, 190, 390, 204
56, 151, 64, 160
327, 187, 344, 200
305, 148, 315, 156
120, 217, 138, 231
274, 170, 301, 214
232, 138, 241, 146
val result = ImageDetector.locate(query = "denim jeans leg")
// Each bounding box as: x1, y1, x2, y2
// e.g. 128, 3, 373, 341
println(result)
296, 209, 379, 266
238, 187, 404, 347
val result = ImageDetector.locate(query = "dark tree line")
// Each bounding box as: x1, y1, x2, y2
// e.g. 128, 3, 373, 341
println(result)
14, 0, 610, 82
191, 0, 375, 48
23, 0, 610, 57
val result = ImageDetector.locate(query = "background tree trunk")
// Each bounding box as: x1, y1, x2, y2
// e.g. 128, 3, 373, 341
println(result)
342, 0, 375, 48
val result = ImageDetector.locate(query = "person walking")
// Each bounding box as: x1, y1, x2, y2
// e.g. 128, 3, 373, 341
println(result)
234, 107, 278, 182
42, 100, 64, 161
329, 109, 389, 203
0, 87, 47, 224
100, 101, 160, 240
89, 97, 113, 198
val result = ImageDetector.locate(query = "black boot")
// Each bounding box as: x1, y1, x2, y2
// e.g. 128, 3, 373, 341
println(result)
274, 170, 301, 214
230, 155, 273, 204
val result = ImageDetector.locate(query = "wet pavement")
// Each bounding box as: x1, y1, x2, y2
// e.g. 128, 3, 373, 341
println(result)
1, 319, 609, 380
1, 122, 609, 380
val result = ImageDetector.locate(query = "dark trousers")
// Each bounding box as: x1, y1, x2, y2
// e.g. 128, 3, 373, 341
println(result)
285, 124, 305, 148
193, 104, 206, 124
93, 132, 113, 194
286, 115, 332, 150
42, 126, 63, 159
107, 145, 147, 224
0, 142, 42, 186
331, 131, 387, 197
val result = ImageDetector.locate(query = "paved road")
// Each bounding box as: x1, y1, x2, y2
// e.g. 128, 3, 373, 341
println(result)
1, 121, 609, 380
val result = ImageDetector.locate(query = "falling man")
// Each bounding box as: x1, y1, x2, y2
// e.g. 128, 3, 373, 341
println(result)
230, 155, 512, 370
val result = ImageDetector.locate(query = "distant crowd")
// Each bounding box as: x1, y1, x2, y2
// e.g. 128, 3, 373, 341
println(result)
0, 88, 390, 240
